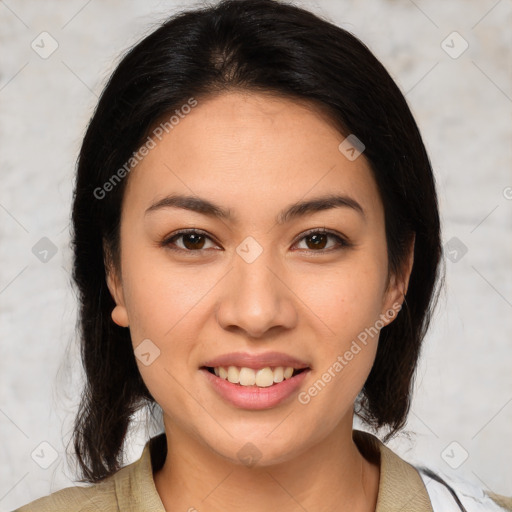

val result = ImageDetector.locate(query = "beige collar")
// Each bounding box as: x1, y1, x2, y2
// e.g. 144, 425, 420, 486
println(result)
353, 430, 434, 512
115, 429, 434, 512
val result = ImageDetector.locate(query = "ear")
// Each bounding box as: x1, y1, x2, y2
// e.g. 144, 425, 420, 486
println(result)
380, 233, 415, 326
104, 249, 129, 328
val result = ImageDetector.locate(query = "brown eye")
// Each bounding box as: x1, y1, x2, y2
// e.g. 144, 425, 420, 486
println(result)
304, 233, 328, 250
180, 233, 206, 250
294, 230, 348, 252
162, 230, 218, 252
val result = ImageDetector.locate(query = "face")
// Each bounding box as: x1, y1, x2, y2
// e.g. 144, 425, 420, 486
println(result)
106, 90, 412, 466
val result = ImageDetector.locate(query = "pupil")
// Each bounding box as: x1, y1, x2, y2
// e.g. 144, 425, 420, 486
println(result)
307, 234, 327, 250
184, 233, 204, 250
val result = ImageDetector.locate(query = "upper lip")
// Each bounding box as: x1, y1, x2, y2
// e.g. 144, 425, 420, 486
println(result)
201, 351, 310, 370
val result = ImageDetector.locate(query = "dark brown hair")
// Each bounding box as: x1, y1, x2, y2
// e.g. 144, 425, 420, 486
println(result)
70, 0, 444, 483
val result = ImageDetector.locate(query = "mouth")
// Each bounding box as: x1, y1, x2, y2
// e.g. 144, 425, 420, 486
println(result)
199, 351, 311, 408
201, 365, 309, 388
200, 363, 311, 410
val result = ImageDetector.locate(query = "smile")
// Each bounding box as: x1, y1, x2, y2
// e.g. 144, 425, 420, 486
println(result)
206, 365, 306, 387
200, 366, 311, 410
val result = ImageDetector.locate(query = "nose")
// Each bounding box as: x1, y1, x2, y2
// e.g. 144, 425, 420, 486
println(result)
215, 245, 298, 339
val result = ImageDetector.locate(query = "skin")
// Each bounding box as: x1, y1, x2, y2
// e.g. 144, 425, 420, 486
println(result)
106, 90, 414, 512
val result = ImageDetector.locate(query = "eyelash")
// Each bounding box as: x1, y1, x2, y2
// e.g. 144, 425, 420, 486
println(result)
160, 228, 351, 255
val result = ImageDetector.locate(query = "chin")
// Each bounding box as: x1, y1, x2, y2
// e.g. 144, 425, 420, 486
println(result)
205, 430, 311, 469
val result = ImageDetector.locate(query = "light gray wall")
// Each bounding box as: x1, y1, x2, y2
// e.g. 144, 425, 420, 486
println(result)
1, 0, 511, 510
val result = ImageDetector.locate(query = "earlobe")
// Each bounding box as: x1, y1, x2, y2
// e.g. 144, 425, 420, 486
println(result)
111, 304, 129, 328
105, 268, 129, 328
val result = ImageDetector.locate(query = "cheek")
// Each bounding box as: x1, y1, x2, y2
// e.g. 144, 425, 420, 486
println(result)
294, 259, 387, 342
292, 259, 385, 397
119, 253, 220, 395
122, 261, 211, 422
121, 253, 220, 341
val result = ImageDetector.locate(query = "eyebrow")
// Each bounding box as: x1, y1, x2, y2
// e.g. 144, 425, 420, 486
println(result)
144, 193, 365, 224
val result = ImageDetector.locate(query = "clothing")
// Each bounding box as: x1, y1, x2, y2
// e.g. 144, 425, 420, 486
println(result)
418, 467, 512, 511
12, 429, 511, 512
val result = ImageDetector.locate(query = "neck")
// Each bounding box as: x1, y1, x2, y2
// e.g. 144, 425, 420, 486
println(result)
153, 417, 380, 512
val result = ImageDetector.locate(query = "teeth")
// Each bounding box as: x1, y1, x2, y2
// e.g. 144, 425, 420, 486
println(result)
273, 366, 284, 383
239, 367, 256, 386
255, 367, 274, 387
212, 366, 301, 387
227, 366, 240, 384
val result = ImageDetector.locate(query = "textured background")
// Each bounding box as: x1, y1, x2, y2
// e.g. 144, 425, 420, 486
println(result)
1, 0, 511, 510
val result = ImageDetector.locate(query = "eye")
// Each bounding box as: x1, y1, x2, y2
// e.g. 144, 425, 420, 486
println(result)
161, 229, 219, 252
293, 228, 350, 252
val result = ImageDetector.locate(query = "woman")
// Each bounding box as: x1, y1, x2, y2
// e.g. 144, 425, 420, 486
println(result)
13, 0, 511, 511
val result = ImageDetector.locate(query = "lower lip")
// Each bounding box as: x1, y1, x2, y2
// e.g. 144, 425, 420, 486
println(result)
201, 368, 310, 410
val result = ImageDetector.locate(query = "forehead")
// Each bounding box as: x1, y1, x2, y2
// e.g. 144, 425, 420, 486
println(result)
122, 91, 382, 226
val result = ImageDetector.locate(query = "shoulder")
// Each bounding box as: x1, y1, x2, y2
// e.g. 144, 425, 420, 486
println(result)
10, 434, 164, 512
11, 478, 118, 512
353, 429, 511, 512
416, 465, 512, 512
